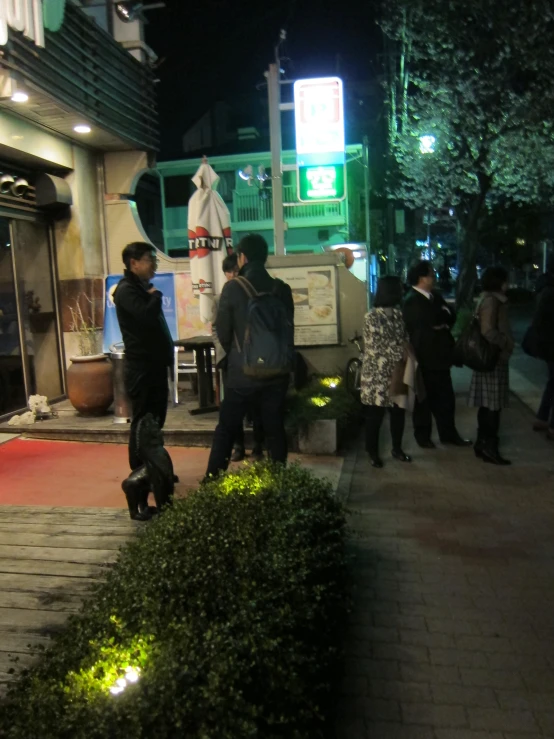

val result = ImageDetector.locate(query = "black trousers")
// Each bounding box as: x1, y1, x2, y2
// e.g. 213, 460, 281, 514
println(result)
365, 404, 405, 457
477, 407, 501, 441
206, 380, 288, 477
413, 367, 458, 443
234, 404, 265, 452
125, 362, 169, 470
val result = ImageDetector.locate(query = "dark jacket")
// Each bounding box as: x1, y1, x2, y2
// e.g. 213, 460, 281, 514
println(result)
215, 260, 294, 389
113, 270, 174, 368
402, 288, 456, 370
533, 271, 554, 360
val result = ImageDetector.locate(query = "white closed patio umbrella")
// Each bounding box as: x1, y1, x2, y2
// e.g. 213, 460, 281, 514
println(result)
188, 158, 233, 323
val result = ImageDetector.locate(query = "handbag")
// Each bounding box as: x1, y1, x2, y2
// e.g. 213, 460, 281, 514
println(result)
453, 314, 500, 372
389, 358, 408, 396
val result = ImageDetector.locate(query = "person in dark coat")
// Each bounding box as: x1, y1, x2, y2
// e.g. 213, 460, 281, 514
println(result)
211, 252, 264, 462
205, 234, 294, 478
113, 242, 174, 472
403, 260, 471, 448
532, 262, 554, 439
468, 266, 514, 465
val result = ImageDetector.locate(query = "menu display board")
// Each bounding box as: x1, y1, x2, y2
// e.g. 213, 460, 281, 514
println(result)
268, 265, 339, 346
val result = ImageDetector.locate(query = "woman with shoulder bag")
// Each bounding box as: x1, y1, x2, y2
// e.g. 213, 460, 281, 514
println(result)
468, 266, 514, 465
360, 276, 412, 468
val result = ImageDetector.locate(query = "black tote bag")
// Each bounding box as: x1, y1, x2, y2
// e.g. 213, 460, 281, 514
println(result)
453, 314, 500, 372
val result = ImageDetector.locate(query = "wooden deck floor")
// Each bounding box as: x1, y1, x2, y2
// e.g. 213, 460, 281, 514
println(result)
0, 506, 136, 695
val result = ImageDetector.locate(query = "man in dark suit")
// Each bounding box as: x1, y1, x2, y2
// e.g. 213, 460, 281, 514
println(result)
403, 260, 471, 448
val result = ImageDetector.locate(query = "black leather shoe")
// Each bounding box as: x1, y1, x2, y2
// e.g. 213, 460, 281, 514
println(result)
250, 446, 264, 462
416, 439, 436, 449
474, 439, 485, 458
369, 455, 384, 468
231, 447, 245, 462
392, 449, 412, 463
482, 445, 511, 465
443, 436, 473, 447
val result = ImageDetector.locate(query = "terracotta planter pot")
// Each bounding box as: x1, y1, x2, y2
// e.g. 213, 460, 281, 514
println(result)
67, 354, 114, 416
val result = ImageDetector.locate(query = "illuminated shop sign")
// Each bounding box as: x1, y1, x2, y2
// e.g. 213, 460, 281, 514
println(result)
293, 76, 346, 203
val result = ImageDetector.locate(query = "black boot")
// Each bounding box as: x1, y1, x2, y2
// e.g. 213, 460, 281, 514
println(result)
474, 431, 486, 458
251, 445, 264, 461
475, 408, 489, 458
122, 465, 153, 520
482, 438, 511, 466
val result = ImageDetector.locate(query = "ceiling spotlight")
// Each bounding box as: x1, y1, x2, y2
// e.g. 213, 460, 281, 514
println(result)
11, 91, 28, 103
0, 174, 15, 194
11, 178, 29, 197
74, 124, 91, 134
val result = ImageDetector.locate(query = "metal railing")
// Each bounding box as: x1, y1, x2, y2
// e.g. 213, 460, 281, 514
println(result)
233, 185, 344, 224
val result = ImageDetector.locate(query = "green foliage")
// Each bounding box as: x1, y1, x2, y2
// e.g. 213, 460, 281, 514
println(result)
382, 0, 554, 211
0, 464, 350, 739
286, 377, 361, 431
381, 0, 554, 304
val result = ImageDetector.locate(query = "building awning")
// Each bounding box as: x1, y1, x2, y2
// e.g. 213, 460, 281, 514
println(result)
0, 2, 159, 152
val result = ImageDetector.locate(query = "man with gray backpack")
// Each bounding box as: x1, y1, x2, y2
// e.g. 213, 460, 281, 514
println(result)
205, 234, 294, 478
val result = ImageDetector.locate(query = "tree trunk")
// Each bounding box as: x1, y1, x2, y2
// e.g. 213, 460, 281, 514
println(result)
455, 179, 490, 309
455, 224, 479, 308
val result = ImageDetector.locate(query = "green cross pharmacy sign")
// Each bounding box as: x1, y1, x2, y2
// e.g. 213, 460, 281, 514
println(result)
294, 77, 346, 203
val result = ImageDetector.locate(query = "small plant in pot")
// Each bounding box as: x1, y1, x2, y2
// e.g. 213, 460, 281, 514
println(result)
286, 375, 361, 454
66, 296, 113, 416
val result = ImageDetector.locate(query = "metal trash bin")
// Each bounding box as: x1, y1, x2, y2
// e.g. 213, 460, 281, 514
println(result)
109, 343, 132, 424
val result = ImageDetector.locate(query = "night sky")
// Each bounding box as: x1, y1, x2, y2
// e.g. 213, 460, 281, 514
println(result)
145, 0, 381, 158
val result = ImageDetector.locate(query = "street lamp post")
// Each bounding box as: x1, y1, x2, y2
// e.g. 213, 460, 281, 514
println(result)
419, 135, 436, 258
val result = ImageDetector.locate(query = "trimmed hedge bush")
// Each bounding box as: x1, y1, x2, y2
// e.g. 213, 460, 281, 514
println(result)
0, 463, 349, 739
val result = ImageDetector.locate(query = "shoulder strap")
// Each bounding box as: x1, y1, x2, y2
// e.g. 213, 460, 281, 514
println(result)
234, 276, 259, 299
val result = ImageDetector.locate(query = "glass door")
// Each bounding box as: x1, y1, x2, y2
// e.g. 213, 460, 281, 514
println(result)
0, 218, 26, 413
11, 219, 64, 405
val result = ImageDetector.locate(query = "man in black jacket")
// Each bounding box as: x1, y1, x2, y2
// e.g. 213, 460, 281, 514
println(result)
205, 234, 294, 477
113, 242, 174, 471
403, 260, 471, 448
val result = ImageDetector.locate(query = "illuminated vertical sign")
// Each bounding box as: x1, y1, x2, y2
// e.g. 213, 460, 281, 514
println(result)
293, 77, 346, 203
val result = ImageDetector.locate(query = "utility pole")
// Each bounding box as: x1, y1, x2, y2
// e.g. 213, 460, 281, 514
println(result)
267, 55, 286, 256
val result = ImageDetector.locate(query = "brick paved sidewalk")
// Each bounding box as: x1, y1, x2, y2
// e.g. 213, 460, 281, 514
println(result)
336, 389, 554, 739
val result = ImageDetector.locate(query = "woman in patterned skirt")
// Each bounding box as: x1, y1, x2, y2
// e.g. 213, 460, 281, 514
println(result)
360, 276, 411, 468
468, 266, 514, 465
